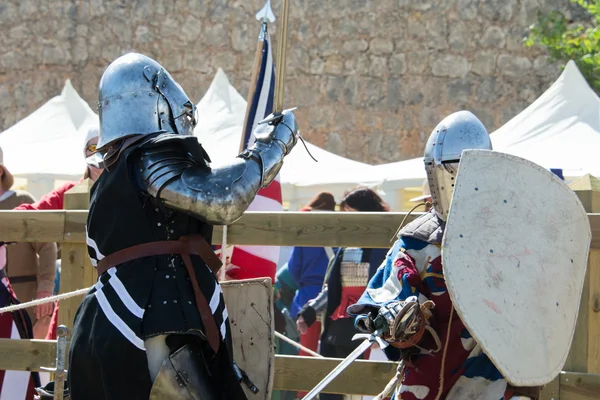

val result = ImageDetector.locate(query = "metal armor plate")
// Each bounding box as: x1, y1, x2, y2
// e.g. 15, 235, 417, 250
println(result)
222, 278, 274, 399
442, 149, 591, 386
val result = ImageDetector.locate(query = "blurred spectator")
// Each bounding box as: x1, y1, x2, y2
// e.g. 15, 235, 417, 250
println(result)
287, 192, 336, 360
0, 147, 57, 339
273, 263, 299, 400
12, 124, 103, 340
296, 187, 390, 400
0, 241, 40, 398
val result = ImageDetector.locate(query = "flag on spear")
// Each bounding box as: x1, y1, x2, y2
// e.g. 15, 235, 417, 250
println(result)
220, 3, 281, 283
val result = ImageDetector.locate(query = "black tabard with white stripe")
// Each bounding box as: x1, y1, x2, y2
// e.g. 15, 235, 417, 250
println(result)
67, 133, 242, 400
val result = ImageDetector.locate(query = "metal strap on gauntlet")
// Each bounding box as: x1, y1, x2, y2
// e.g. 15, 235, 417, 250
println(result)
386, 298, 435, 349
240, 110, 298, 188
370, 296, 435, 349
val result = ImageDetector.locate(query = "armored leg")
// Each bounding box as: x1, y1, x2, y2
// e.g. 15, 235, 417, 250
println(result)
149, 344, 218, 400
146, 335, 171, 382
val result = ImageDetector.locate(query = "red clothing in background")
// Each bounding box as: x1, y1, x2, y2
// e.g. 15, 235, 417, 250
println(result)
14, 181, 79, 340
13, 181, 78, 211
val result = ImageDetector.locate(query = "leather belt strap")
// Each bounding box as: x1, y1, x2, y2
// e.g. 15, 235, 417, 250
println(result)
96, 234, 223, 354
96, 234, 222, 276
4, 274, 37, 284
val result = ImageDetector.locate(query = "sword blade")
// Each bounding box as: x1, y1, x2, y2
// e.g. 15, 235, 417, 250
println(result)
301, 338, 373, 400
54, 326, 68, 400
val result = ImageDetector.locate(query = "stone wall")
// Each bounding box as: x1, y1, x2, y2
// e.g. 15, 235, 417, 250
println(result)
0, 0, 584, 163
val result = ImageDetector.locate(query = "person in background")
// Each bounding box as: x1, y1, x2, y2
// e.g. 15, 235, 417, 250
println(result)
12, 123, 103, 342
0, 147, 57, 339
274, 263, 300, 344
409, 179, 432, 212
296, 187, 390, 400
272, 263, 300, 400
0, 241, 41, 399
287, 192, 337, 359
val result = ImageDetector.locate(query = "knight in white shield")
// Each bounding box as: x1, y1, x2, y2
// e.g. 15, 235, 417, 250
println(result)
348, 111, 541, 400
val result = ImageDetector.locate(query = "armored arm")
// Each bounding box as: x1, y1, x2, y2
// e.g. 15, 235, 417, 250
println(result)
138, 111, 297, 225
297, 286, 328, 327
308, 287, 329, 314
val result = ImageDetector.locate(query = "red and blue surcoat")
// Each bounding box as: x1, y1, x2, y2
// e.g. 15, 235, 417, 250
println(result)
348, 211, 523, 400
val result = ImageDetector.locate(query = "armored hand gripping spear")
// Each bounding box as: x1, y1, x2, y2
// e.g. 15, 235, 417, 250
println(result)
258, 0, 295, 123
256, 0, 317, 161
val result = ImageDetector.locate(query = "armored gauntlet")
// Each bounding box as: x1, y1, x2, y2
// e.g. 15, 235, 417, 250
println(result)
357, 296, 435, 349
241, 110, 298, 188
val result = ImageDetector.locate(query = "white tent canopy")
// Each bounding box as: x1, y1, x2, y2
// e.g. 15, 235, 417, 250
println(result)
375, 60, 600, 195
195, 69, 380, 209
0, 80, 98, 198
490, 60, 600, 176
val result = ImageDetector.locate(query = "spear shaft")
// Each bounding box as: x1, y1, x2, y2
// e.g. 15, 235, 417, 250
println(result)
273, 0, 290, 114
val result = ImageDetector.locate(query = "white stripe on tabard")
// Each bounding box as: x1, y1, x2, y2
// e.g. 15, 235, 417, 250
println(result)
107, 268, 145, 318
0, 323, 31, 400
209, 282, 221, 314
94, 267, 114, 290
220, 308, 229, 340
95, 289, 145, 351
86, 227, 105, 260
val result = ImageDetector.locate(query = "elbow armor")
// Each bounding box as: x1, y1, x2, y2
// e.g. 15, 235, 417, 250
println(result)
138, 111, 298, 225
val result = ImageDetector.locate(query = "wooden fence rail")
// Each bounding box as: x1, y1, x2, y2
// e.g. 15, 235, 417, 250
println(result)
0, 338, 399, 396
2, 210, 600, 249
0, 338, 598, 398
0, 175, 599, 398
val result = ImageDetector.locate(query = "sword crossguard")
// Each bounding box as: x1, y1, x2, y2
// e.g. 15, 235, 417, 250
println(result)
352, 330, 389, 349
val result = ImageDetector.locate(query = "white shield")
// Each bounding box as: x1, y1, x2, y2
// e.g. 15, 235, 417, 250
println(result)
443, 149, 591, 386
222, 278, 274, 399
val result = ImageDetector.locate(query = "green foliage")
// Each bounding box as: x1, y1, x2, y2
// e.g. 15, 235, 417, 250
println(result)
525, 0, 600, 91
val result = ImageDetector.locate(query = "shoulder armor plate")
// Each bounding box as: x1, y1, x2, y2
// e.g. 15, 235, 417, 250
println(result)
136, 136, 209, 198
398, 211, 445, 244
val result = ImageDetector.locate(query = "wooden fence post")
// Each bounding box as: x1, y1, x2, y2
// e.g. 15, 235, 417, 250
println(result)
541, 175, 600, 400
565, 174, 600, 374
58, 179, 93, 329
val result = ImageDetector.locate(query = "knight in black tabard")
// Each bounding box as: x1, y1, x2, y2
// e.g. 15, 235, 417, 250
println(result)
66, 53, 298, 400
